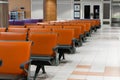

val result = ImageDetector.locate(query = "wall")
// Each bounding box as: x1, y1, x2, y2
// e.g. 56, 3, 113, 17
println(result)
57, 0, 74, 20
31, 0, 43, 19
8, 0, 31, 19
9, 0, 74, 20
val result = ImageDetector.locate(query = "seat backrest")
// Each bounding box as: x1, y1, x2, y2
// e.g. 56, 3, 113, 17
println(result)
0, 32, 27, 40
54, 22, 63, 26
84, 22, 91, 31
28, 33, 57, 56
52, 29, 74, 45
63, 26, 81, 39
71, 23, 85, 35
77, 23, 87, 33
29, 28, 51, 33
7, 28, 28, 33
26, 25, 43, 28
9, 25, 25, 28
44, 25, 62, 29
0, 41, 31, 75
0, 28, 6, 32
96, 19, 100, 26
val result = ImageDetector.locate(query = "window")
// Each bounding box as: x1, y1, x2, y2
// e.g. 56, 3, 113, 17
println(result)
74, 3, 80, 19
103, 3, 110, 19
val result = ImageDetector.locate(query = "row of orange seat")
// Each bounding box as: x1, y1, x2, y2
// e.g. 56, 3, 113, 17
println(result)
0, 28, 78, 80
0, 19, 101, 80
0, 27, 77, 58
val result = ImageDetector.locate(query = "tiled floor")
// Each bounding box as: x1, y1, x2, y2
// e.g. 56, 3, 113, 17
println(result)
30, 26, 120, 80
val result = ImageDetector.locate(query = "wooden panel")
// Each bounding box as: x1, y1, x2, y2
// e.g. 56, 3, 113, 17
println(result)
8, 0, 31, 19
44, 0, 57, 21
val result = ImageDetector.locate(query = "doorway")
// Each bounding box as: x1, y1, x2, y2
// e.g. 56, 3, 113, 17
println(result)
93, 5, 100, 19
84, 5, 100, 19
84, 5, 90, 19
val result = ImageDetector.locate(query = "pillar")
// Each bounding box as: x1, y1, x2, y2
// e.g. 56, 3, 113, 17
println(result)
44, 0, 57, 21
0, 0, 8, 28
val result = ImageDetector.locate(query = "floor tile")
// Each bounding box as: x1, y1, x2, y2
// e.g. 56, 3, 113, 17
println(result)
30, 26, 120, 80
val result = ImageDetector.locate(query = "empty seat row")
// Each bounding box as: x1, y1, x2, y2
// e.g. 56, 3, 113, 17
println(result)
0, 19, 101, 79
0, 25, 84, 45
0, 33, 59, 80
0, 29, 76, 79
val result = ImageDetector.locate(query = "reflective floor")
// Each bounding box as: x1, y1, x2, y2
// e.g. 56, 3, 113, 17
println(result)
30, 26, 120, 80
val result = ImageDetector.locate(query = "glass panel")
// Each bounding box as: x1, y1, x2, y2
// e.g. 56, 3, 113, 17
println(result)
74, 3, 80, 19
74, 4, 80, 11
94, 5, 100, 19
103, 3, 110, 19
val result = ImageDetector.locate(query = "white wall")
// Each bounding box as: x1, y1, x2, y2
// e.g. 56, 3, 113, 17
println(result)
31, 0, 43, 19
31, 0, 74, 20
57, 0, 74, 20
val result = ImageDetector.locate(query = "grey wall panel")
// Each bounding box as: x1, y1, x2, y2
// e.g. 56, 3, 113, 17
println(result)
103, 3, 110, 19
57, 0, 74, 20
31, 0, 43, 19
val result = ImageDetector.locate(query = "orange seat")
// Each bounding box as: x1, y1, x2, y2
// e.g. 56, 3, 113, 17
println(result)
0, 32, 27, 40
63, 26, 83, 47
25, 23, 37, 27
28, 33, 58, 79
63, 25, 82, 39
70, 23, 86, 35
29, 33, 57, 56
0, 28, 6, 32
9, 25, 25, 28
44, 25, 62, 29
52, 29, 76, 61
26, 25, 43, 28
53, 29, 75, 60
95, 19, 101, 29
0, 41, 32, 79
29, 28, 51, 33
70, 21, 91, 38
52, 29, 74, 45
53, 22, 63, 26
7, 28, 28, 33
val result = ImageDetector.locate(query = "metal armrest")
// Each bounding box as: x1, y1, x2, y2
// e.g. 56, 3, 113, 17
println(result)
31, 56, 57, 65
20, 60, 32, 73
57, 45, 72, 49
53, 46, 58, 52
31, 56, 53, 61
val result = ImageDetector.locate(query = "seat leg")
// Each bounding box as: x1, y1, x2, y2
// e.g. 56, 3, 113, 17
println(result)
22, 76, 27, 80
62, 53, 65, 60
33, 65, 42, 80
58, 49, 65, 61
94, 27, 97, 32
79, 39, 82, 46
82, 37, 86, 42
42, 66, 46, 74
59, 53, 63, 61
